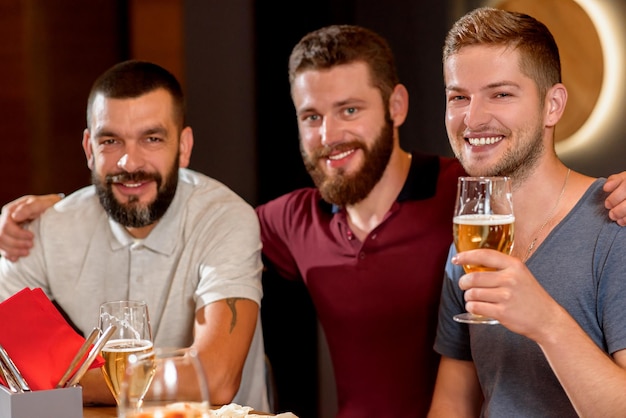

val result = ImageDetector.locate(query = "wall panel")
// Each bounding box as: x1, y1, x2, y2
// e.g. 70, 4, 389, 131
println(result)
0, 0, 126, 205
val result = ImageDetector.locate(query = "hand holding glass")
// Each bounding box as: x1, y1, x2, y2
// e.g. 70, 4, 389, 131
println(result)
453, 176, 515, 324
99, 300, 153, 404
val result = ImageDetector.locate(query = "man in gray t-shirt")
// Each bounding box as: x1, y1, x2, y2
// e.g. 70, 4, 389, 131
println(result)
429, 7, 626, 417
435, 180, 626, 416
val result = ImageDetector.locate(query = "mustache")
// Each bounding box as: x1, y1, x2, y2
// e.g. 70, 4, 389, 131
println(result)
106, 171, 160, 184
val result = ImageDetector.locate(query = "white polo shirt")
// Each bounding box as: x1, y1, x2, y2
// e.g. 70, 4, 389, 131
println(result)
0, 168, 268, 410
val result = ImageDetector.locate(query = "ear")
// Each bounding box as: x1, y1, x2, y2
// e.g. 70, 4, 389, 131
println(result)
545, 83, 568, 127
82, 129, 95, 170
178, 126, 194, 168
389, 84, 409, 127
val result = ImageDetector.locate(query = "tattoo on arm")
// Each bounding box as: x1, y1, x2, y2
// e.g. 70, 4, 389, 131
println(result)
226, 298, 244, 334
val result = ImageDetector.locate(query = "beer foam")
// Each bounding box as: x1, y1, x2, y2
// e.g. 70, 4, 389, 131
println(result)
453, 214, 515, 225
102, 338, 153, 352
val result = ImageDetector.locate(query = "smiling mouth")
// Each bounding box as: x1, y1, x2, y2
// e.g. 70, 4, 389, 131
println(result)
108, 173, 156, 186
327, 149, 356, 160
119, 182, 143, 188
467, 136, 503, 146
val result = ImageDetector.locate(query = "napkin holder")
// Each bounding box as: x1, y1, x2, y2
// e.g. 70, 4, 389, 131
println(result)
0, 385, 82, 418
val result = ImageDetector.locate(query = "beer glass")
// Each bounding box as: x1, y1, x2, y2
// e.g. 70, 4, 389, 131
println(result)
452, 176, 515, 324
99, 300, 153, 404
117, 347, 211, 417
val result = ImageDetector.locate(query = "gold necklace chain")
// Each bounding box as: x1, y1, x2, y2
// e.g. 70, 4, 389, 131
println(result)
523, 168, 571, 262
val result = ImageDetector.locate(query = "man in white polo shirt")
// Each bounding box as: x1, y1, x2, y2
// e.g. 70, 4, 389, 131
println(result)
0, 60, 268, 411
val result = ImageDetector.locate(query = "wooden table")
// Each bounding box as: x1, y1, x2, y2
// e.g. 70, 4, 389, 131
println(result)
83, 406, 117, 417
83, 405, 275, 417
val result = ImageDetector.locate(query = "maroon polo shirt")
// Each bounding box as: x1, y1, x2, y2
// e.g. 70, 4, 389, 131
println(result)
257, 152, 465, 418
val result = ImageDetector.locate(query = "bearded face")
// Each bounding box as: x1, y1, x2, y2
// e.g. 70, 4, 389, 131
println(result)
451, 110, 545, 182
301, 117, 394, 206
483, 122, 544, 181
93, 155, 179, 227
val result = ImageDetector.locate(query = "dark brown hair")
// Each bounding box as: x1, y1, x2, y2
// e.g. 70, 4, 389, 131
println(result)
288, 24, 399, 106
86, 60, 185, 128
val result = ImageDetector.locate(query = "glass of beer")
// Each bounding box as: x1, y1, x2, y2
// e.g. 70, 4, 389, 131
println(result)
452, 176, 515, 324
117, 347, 211, 417
99, 300, 153, 404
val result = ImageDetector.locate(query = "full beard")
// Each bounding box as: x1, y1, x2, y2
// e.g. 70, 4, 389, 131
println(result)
93, 158, 179, 228
301, 118, 394, 207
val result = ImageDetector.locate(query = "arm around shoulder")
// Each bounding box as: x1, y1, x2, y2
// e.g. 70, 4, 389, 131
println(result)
604, 172, 626, 226
0, 193, 62, 261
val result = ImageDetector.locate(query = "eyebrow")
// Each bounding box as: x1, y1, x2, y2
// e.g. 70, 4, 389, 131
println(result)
94, 125, 168, 138
141, 126, 168, 137
446, 80, 522, 93
297, 98, 367, 115
484, 81, 521, 90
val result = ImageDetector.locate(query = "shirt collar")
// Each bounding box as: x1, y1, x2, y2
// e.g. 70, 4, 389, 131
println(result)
397, 151, 441, 201
327, 151, 441, 213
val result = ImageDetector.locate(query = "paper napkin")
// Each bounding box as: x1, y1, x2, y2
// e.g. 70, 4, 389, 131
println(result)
0, 287, 104, 391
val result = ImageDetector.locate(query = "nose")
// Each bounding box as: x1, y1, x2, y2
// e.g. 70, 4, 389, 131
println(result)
320, 117, 341, 147
116, 144, 144, 172
463, 97, 491, 130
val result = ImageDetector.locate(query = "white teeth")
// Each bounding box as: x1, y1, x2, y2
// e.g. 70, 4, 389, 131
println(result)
467, 136, 503, 146
123, 183, 141, 188
328, 149, 354, 160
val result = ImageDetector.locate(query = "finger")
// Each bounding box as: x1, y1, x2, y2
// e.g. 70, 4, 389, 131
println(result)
457, 271, 503, 294
0, 229, 34, 251
607, 203, 626, 224
0, 210, 34, 240
603, 173, 622, 194
0, 238, 33, 260
604, 174, 626, 211
452, 248, 508, 272
460, 276, 506, 299
0, 216, 34, 261
11, 194, 61, 223
464, 299, 496, 318
0, 240, 33, 260
0, 247, 31, 262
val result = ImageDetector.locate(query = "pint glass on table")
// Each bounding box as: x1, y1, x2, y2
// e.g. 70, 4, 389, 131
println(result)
99, 300, 153, 404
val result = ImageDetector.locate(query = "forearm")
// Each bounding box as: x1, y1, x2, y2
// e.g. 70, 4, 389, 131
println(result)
428, 399, 480, 418
192, 299, 258, 405
428, 357, 483, 418
203, 358, 243, 406
538, 308, 626, 417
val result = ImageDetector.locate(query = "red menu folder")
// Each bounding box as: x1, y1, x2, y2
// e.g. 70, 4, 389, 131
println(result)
0, 287, 104, 391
